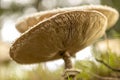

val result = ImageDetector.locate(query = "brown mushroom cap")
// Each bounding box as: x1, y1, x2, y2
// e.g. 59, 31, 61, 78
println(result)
16, 5, 119, 33
15, 12, 61, 33
10, 10, 107, 64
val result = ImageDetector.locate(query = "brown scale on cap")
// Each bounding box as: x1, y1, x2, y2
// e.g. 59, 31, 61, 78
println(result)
15, 5, 119, 33
10, 10, 107, 64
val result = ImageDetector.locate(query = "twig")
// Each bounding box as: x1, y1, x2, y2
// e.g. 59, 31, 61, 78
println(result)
91, 72, 120, 80
95, 58, 120, 72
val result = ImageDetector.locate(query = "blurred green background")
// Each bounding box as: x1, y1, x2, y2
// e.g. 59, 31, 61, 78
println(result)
0, 0, 120, 80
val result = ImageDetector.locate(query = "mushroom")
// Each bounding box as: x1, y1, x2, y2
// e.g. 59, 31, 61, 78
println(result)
15, 5, 119, 33
10, 10, 107, 80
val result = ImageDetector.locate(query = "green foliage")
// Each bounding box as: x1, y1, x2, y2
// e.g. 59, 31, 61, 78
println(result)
74, 53, 120, 80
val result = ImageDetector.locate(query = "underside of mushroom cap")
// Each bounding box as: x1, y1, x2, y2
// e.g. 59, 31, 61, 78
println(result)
10, 10, 107, 64
15, 5, 118, 33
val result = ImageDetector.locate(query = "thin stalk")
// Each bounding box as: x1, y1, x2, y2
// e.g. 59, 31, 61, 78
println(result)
61, 51, 77, 80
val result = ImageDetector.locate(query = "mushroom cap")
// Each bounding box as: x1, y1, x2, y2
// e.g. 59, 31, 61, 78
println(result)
16, 12, 60, 33
16, 5, 119, 33
82, 5, 119, 28
10, 10, 107, 64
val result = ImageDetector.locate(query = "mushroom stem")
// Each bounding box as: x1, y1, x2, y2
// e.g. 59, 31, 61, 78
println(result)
61, 51, 80, 80
62, 51, 73, 69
